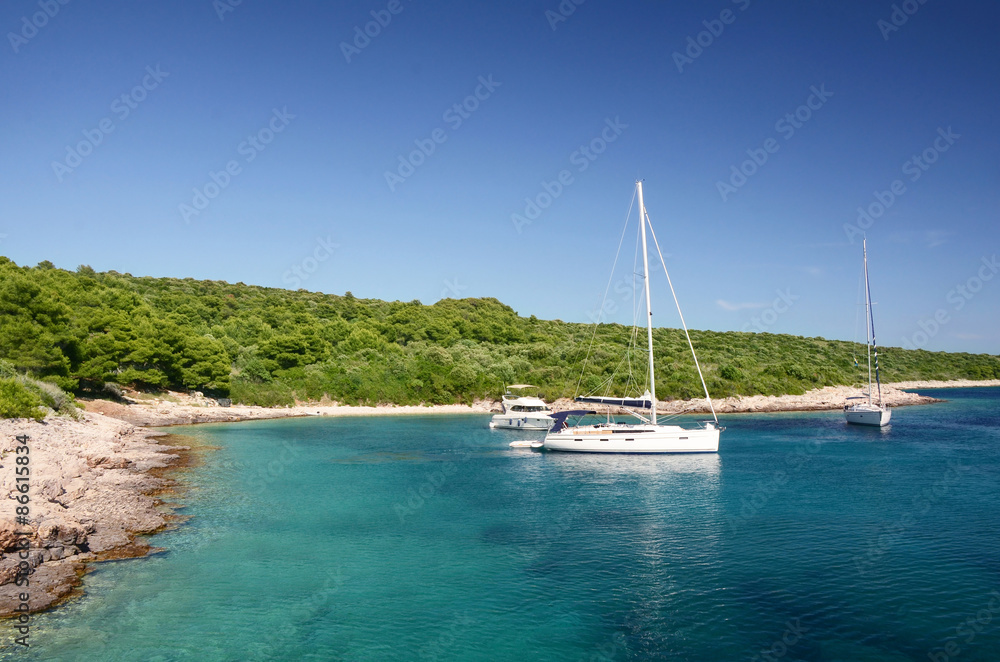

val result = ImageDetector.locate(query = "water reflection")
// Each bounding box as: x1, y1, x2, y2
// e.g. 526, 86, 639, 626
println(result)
542, 451, 721, 481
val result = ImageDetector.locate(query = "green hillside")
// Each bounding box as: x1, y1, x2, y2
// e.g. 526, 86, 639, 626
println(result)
1, 256, 997, 410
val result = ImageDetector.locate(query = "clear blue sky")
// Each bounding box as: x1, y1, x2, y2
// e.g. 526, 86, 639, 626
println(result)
2, 0, 997, 354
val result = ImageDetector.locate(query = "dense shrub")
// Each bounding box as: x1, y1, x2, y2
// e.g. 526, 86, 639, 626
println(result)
1, 256, 998, 412
229, 378, 295, 407
0, 378, 45, 421
0, 360, 79, 419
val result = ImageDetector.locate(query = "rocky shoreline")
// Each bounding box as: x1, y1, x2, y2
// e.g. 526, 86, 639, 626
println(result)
1, 378, 995, 617
0, 414, 188, 616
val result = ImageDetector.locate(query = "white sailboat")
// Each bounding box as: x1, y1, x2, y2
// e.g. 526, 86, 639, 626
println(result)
543, 181, 722, 453
844, 238, 891, 427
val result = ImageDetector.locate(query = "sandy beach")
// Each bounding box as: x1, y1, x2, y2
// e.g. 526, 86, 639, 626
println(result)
1, 378, 996, 616
81, 379, 1000, 426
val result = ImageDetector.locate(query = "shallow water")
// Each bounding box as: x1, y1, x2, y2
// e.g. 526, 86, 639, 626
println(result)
7, 388, 1000, 661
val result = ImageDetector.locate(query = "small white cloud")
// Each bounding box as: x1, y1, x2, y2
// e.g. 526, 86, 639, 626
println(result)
716, 299, 767, 311
888, 230, 951, 248
924, 230, 949, 248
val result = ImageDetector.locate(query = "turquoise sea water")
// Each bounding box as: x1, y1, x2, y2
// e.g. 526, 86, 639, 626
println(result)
5, 388, 1000, 661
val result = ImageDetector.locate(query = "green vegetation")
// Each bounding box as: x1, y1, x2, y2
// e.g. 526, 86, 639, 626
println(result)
0, 360, 79, 421
1, 256, 997, 413
0, 378, 45, 421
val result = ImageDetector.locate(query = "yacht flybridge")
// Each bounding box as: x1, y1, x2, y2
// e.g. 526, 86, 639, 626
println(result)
844, 238, 891, 427
543, 181, 722, 454
489, 385, 554, 430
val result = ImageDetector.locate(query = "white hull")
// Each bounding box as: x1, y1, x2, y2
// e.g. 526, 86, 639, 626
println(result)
844, 405, 891, 427
489, 414, 553, 431
544, 423, 720, 453
490, 388, 553, 430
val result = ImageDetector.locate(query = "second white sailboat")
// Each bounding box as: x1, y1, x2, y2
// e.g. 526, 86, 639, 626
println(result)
844, 238, 891, 427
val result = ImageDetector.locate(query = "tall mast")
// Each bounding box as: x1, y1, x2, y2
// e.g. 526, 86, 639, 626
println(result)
637, 181, 657, 424
863, 238, 872, 406
866, 240, 883, 406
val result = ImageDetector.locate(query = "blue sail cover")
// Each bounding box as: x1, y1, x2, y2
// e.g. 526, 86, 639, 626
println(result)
548, 410, 597, 431
575, 394, 653, 409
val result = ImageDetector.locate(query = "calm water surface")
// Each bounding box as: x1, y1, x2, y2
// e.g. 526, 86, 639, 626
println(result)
7, 388, 1000, 661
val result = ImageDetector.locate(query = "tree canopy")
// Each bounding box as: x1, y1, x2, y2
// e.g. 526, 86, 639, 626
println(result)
1, 256, 997, 408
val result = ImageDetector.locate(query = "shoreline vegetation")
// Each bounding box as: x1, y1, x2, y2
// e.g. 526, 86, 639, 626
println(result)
77, 379, 1000, 426
2, 379, 998, 617
3, 257, 1000, 415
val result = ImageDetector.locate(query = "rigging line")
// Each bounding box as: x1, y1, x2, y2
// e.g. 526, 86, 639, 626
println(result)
622, 214, 643, 395
863, 237, 873, 405
633, 324, 644, 392
866, 250, 883, 405
624, 327, 635, 396
588, 336, 645, 402
632, 213, 642, 324
657, 405, 704, 422
645, 209, 719, 424
597, 351, 633, 398
574, 188, 638, 399
582, 325, 641, 399
628, 230, 644, 393
630, 220, 649, 393
852, 268, 864, 368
